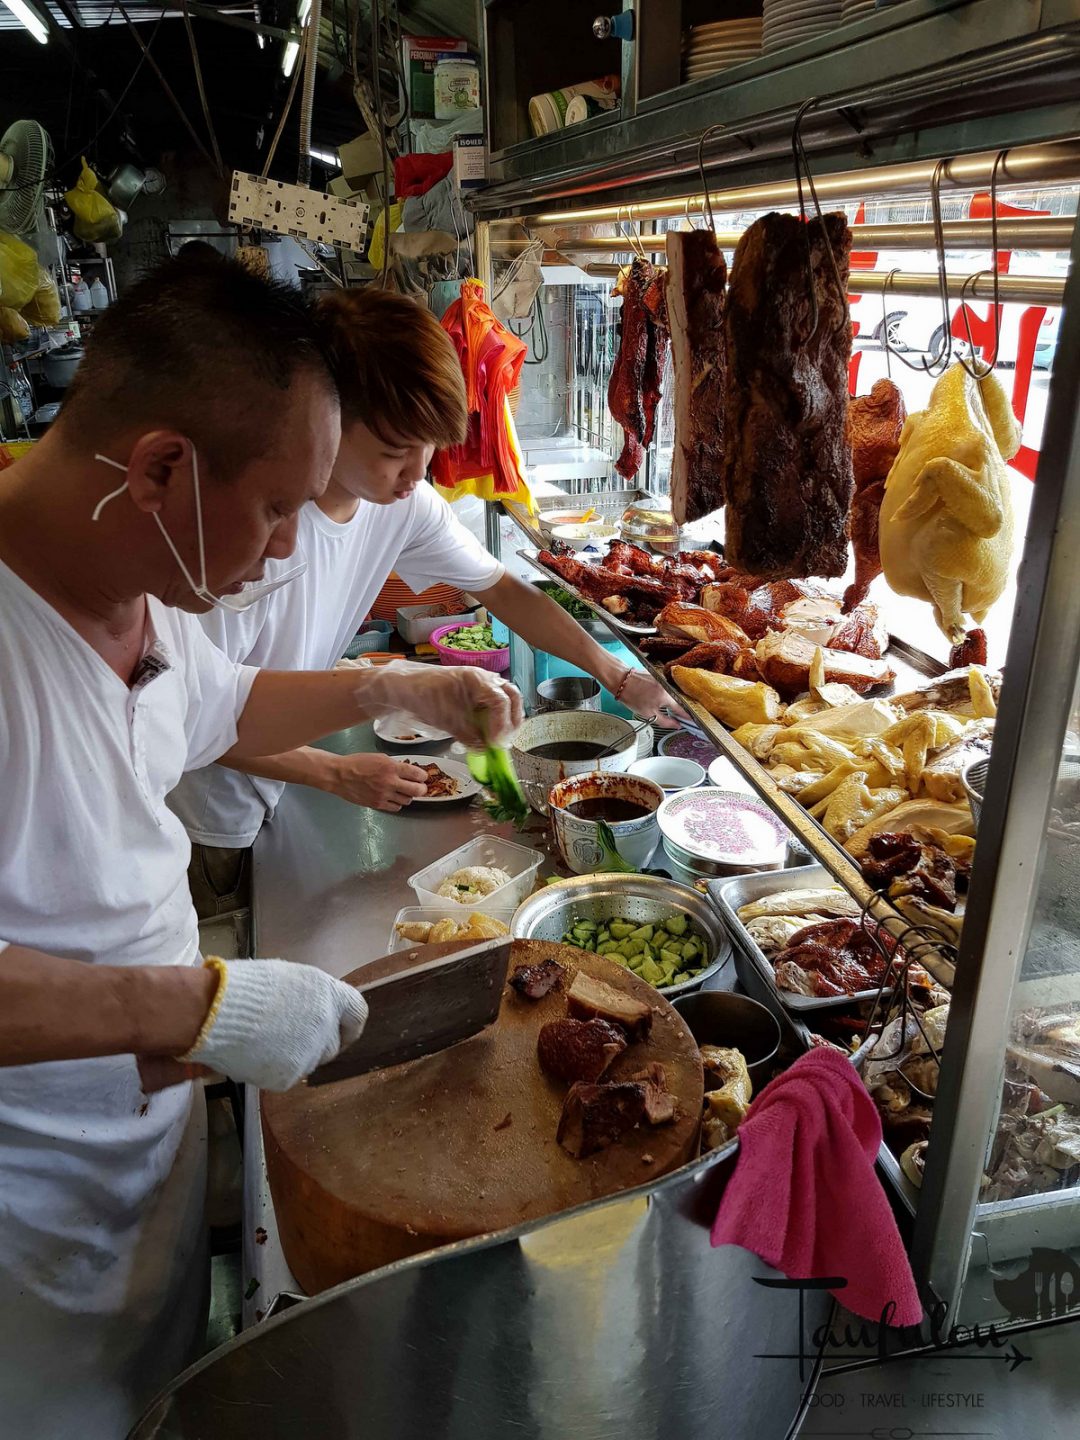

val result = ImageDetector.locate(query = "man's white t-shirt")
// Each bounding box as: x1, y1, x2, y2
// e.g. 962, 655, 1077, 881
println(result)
0, 556, 257, 1432
170, 482, 504, 847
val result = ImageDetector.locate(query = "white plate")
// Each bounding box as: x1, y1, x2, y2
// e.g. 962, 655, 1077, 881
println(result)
686, 19, 764, 34
373, 716, 453, 746
685, 43, 762, 58
656, 788, 789, 868
765, 0, 840, 15
397, 755, 481, 805
685, 54, 760, 71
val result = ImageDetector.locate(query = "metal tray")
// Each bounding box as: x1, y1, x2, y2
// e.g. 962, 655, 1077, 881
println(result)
709, 863, 895, 1013
518, 549, 657, 636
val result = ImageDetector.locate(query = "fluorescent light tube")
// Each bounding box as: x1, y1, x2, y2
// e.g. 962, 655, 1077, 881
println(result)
281, 37, 299, 75
1, 0, 48, 43
308, 147, 338, 166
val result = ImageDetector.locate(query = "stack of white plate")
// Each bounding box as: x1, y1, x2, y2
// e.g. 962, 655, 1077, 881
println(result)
682, 17, 764, 83
763, 0, 842, 53
841, 0, 877, 20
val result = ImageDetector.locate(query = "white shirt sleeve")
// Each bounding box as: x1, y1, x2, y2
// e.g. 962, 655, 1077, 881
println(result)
396, 483, 504, 596
173, 614, 261, 771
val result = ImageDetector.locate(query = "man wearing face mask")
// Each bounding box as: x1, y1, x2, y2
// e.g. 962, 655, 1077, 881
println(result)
0, 256, 522, 1437
172, 286, 679, 910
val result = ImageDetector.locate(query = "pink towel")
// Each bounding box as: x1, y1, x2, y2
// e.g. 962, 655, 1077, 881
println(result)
711, 1047, 922, 1327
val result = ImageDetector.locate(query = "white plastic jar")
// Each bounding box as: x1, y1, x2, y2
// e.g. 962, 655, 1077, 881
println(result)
434, 54, 480, 120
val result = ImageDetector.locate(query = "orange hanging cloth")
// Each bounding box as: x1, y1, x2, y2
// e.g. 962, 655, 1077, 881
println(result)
432, 279, 536, 514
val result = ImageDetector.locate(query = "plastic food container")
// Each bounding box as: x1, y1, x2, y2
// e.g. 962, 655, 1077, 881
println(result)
430, 622, 510, 673
408, 834, 544, 910
386, 905, 514, 953
395, 603, 477, 646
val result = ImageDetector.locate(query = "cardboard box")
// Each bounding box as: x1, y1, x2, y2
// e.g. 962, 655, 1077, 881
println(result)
453, 134, 487, 190
401, 34, 468, 119
338, 133, 384, 181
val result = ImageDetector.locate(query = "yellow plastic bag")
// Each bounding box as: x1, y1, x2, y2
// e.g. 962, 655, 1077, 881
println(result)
20, 266, 60, 326
368, 202, 403, 272
64, 159, 122, 244
0, 306, 30, 342
0, 232, 39, 309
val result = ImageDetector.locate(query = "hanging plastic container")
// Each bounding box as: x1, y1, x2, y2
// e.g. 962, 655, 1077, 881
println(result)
433, 54, 480, 120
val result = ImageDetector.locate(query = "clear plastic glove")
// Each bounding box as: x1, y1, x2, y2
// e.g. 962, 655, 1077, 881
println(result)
618, 669, 691, 729
170, 958, 368, 1092
321, 752, 429, 812
354, 660, 524, 746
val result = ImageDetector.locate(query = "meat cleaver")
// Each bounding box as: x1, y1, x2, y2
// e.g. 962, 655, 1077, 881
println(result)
306, 936, 514, 1087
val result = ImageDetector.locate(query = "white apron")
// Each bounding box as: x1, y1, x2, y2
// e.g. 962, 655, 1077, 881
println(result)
0, 558, 257, 1437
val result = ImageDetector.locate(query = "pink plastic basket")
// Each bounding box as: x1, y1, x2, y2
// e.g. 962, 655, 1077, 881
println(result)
429, 622, 511, 673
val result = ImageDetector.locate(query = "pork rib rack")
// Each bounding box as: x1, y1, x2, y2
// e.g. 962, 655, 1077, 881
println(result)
608, 260, 669, 480
721, 211, 854, 581
667, 229, 727, 525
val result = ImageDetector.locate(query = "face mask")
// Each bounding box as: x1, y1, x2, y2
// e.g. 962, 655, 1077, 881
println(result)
92, 448, 307, 613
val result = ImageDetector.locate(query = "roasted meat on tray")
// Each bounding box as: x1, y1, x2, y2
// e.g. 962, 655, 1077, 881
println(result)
721, 211, 854, 581
537, 1017, 627, 1084
667, 229, 728, 525
608, 260, 669, 480
771, 917, 899, 999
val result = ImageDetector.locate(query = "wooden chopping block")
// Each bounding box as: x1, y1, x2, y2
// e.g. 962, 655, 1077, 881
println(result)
262, 939, 704, 1294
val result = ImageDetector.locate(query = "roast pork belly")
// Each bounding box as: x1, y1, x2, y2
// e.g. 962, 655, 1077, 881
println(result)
608, 259, 668, 480
537, 1018, 627, 1084
567, 971, 653, 1041
721, 211, 854, 580
628, 1062, 677, 1126
754, 630, 895, 698
510, 957, 566, 1000
667, 228, 728, 525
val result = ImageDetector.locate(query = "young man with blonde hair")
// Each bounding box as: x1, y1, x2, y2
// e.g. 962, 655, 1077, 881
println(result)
172, 285, 674, 908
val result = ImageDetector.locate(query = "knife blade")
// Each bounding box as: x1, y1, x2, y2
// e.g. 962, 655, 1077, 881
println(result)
306, 936, 514, 1087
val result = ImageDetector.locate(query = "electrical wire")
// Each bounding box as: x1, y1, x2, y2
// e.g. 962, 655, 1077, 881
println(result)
260, 24, 308, 181
116, 1, 221, 174
297, 0, 321, 186
181, 0, 225, 177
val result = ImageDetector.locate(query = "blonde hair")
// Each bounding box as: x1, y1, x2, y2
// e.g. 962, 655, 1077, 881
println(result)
315, 287, 467, 448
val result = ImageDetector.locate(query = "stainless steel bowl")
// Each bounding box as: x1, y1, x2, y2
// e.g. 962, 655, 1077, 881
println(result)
511, 873, 731, 997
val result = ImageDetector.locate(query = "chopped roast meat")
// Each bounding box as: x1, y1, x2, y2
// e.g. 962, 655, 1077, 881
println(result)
827, 607, 889, 661
861, 831, 923, 885
848, 379, 908, 489
606, 540, 661, 576
638, 635, 696, 663
949, 628, 988, 669
567, 970, 653, 1041
701, 578, 808, 642
537, 1018, 627, 1084
608, 259, 668, 480
556, 1081, 648, 1158
666, 229, 728, 525
721, 211, 854, 580
754, 630, 894, 698
842, 380, 907, 612
538, 551, 695, 624
893, 666, 1003, 715
772, 917, 899, 998
628, 1062, 677, 1126
657, 601, 752, 647
674, 549, 725, 577
863, 830, 961, 912
670, 638, 751, 675
509, 957, 566, 1000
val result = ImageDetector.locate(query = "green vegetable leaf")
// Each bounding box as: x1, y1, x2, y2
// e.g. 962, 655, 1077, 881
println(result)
468, 716, 529, 828
596, 820, 636, 873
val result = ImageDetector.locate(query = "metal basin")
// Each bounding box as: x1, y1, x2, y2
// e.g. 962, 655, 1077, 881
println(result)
511, 872, 731, 997
511, 710, 637, 815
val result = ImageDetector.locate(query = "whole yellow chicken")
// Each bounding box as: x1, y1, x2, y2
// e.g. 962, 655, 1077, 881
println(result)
879, 364, 1022, 642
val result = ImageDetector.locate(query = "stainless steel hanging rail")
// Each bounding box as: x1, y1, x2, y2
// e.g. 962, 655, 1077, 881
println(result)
524, 139, 1080, 228
525, 218, 1076, 254
576, 263, 1066, 305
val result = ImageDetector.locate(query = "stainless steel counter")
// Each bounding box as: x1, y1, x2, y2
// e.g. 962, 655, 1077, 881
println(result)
243, 723, 561, 1324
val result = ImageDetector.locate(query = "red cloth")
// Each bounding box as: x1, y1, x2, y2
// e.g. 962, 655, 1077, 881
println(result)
711, 1047, 922, 1327
393, 152, 453, 197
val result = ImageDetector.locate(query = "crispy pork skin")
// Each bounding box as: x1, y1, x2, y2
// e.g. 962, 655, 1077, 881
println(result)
721, 212, 854, 580
667, 229, 727, 525
567, 971, 653, 1041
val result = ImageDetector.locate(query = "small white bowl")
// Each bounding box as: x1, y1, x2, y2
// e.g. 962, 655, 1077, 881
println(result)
550, 520, 619, 551
628, 756, 707, 792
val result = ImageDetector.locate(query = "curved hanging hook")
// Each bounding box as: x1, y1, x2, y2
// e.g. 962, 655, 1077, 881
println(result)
696, 121, 726, 234
957, 147, 1007, 378
919, 157, 956, 377
616, 203, 648, 263
791, 96, 848, 338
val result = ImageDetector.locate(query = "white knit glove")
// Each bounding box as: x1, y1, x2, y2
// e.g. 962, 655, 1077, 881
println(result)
353, 659, 524, 746
182, 959, 369, 1091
